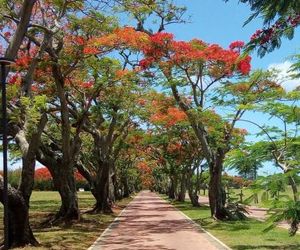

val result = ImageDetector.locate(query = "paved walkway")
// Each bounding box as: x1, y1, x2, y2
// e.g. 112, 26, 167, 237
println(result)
89, 191, 229, 250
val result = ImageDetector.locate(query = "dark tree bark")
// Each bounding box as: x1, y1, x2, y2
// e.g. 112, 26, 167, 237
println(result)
52, 166, 79, 220
122, 175, 130, 198
5, 0, 37, 60
187, 169, 200, 207
168, 176, 176, 199
37, 146, 80, 222
188, 189, 200, 207
91, 160, 112, 213
108, 166, 116, 203
0, 178, 38, 249
208, 154, 227, 220
177, 170, 186, 202
76, 158, 113, 214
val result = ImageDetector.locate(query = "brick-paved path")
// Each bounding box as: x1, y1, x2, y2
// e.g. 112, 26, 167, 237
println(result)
89, 191, 229, 250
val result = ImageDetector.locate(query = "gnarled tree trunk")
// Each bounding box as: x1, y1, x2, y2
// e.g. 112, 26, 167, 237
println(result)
37, 147, 80, 222
51, 165, 79, 221
90, 160, 112, 213
16, 114, 47, 205
0, 178, 38, 248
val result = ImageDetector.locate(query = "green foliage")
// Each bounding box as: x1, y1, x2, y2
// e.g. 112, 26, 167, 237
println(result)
115, 0, 187, 32
247, 173, 300, 235
265, 200, 300, 236
225, 147, 262, 180
290, 54, 300, 79
233, 0, 300, 56
237, 0, 300, 25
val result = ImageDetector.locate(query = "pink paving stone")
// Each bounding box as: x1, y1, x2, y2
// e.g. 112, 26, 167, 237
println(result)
90, 191, 229, 250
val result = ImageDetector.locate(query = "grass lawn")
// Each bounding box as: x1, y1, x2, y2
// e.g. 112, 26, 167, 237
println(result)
163, 196, 300, 250
0, 191, 133, 250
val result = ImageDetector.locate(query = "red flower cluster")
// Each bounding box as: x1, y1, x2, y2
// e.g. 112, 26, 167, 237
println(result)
150, 106, 187, 127
150, 32, 174, 46
15, 55, 32, 67
250, 29, 263, 41
139, 57, 155, 69
237, 55, 251, 75
229, 40, 245, 51
8, 73, 22, 85
35, 167, 52, 180
138, 32, 251, 76
80, 81, 94, 89
4, 31, 11, 39
167, 142, 182, 153
83, 46, 99, 55
137, 161, 152, 173
35, 167, 85, 181
74, 36, 85, 46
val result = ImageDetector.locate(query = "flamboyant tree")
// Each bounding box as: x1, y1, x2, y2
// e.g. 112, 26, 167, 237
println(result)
113, 130, 146, 198
128, 32, 281, 219
0, 0, 44, 247
74, 57, 143, 213
140, 92, 204, 205
3, 0, 119, 224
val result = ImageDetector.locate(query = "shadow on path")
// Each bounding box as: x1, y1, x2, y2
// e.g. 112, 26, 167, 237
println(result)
90, 191, 228, 250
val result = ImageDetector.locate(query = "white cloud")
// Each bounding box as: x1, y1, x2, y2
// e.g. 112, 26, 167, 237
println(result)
267, 61, 300, 91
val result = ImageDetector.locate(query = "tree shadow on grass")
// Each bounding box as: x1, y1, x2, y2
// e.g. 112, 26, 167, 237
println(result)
205, 219, 251, 231
192, 216, 252, 232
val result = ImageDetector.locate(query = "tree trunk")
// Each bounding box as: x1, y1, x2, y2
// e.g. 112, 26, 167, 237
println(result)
188, 190, 200, 207
17, 114, 47, 205
177, 171, 186, 202
168, 176, 176, 199
187, 169, 200, 207
91, 161, 112, 213
108, 166, 116, 204
0, 178, 38, 248
288, 175, 299, 202
208, 157, 227, 220
122, 175, 130, 198
51, 166, 79, 221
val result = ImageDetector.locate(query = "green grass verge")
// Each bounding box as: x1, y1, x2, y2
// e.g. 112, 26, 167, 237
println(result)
162, 195, 300, 250
0, 191, 133, 250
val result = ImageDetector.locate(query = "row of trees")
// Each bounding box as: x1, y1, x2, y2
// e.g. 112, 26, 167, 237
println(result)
0, 0, 299, 248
